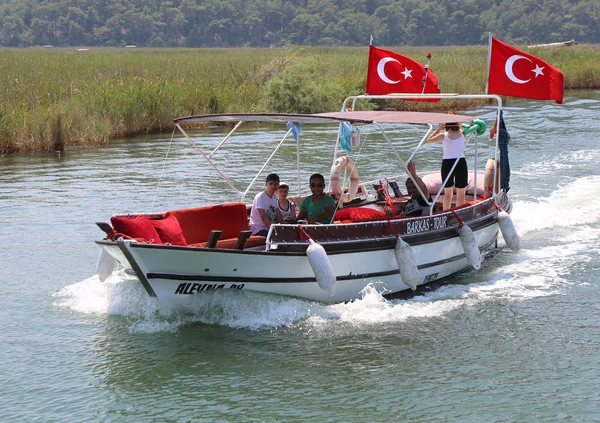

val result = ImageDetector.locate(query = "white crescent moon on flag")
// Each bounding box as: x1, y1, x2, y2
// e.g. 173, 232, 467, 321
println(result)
377, 58, 401, 84
505, 55, 532, 84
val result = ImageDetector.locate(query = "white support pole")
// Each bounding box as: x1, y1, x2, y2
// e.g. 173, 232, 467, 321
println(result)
296, 132, 301, 195
208, 120, 243, 159
176, 123, 241, 193
242, 127, 294, 201
373, 122, 431, 211
486, 32, 493, 94
473, 131, 478, 205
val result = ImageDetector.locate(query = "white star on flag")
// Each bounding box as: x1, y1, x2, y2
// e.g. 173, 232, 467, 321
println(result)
401, 68, 413, 79
532, 64, 545, 77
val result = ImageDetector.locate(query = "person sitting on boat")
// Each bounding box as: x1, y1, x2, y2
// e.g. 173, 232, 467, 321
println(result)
427, 117, 468, 210
277, 182, 296, 223
296, 173, 336, 224
249, 173, 284, 236
402, 160, 433, 217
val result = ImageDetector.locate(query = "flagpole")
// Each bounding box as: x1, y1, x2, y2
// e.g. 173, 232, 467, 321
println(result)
421, 51, 432, 94
485, 32, 492, 94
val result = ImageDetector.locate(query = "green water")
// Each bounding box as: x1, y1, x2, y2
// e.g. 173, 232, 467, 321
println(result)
1, 92, 599, 422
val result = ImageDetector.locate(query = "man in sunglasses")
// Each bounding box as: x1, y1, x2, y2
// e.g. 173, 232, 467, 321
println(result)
296, 173, 336, 224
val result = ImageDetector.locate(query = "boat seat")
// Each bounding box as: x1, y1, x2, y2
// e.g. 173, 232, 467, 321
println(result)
188, 235, 266, 249
167, 202, 251, 246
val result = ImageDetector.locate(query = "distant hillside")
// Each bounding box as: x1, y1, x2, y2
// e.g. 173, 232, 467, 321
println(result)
0, 0, 598, 47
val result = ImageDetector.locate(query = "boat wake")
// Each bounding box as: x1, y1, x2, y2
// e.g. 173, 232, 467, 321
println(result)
54, 174, 599, 333
52, 258, 569, 334
509, 174, 600, 236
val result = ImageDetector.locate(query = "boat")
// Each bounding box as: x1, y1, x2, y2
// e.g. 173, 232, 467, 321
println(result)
528, 39, 579, 48
95, 93, 519, 304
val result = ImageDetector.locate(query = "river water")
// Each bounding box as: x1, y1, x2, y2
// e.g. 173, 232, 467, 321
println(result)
1, 92, 599, 422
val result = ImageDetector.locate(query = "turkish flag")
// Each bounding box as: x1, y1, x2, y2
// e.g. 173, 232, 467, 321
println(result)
365, 45, 441, 99
488, 37, 564, 104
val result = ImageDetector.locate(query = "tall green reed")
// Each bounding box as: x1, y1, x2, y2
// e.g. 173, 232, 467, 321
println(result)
0, 45, 598, 154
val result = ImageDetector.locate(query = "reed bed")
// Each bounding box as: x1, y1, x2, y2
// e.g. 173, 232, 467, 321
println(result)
1, 45, 598, 154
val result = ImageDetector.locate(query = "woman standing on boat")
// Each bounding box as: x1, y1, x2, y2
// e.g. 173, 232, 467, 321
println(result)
428, 119, 468, 210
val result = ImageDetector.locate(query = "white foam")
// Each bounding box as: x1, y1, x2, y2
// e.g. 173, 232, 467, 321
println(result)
514, 149, 600, 180
55, 174, 599, 332
53, 274, 111, 314
510, 175, 600, 236
55, 255, 571, 333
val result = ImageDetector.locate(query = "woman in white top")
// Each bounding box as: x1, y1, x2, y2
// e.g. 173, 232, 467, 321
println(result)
277, 182, 296, 222
428, 120, 468, 210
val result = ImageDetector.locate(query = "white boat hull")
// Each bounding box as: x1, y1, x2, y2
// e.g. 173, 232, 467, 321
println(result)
97, 220, 499, 303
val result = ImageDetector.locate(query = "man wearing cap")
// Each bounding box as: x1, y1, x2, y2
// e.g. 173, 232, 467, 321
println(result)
249, 173, 284, 236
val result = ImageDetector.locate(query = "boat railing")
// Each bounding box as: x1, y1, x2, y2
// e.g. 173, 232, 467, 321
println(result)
173, 93, 504, 217
174, 120, 300, 201
339, 93, 503, 207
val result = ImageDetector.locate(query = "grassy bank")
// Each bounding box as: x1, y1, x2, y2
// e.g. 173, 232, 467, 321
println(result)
1, 45, 599, 154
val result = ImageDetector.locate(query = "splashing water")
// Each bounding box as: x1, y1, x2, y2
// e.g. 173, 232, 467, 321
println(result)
53, 173, 600, 333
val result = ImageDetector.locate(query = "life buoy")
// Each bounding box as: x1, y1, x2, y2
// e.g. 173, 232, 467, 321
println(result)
330, 156, 359, 203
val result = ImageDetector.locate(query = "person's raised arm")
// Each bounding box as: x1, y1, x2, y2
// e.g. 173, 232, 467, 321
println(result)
407, 161, 429, 200
428, 123, 445, 143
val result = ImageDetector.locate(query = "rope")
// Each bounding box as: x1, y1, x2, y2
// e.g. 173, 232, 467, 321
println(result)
298, 224, 312, 241
452, 210, 464, 228
379, 178, 396, 216
489, 198, 502, 210
107, 230, 157, 244
151, 127, 176, 211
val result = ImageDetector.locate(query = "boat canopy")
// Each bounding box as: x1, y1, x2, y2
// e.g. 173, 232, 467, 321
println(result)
173, 111, 476, 126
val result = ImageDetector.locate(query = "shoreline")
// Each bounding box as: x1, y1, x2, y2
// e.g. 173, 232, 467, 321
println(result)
2, 46, 599, 155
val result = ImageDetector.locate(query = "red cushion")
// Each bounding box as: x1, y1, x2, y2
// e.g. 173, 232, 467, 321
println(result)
111, 215, 162, 243
152, 213, 187, 246
169, 202, 249, 245
335, 207, 387, 222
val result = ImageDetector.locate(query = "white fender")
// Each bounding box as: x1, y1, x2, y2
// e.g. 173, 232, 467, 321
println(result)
96, 248, 117, 282
330, 156, 359, 203
458, 224, 481, 270
306, 239, 336, 295
498, 209, 520, 252
394, 237, 419, 291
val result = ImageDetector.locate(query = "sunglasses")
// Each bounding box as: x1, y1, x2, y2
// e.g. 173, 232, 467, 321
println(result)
310, 183, 324, 188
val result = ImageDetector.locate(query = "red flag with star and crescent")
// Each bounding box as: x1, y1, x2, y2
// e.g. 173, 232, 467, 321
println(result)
487, 37, 564, 104
365, 45, 441, 100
